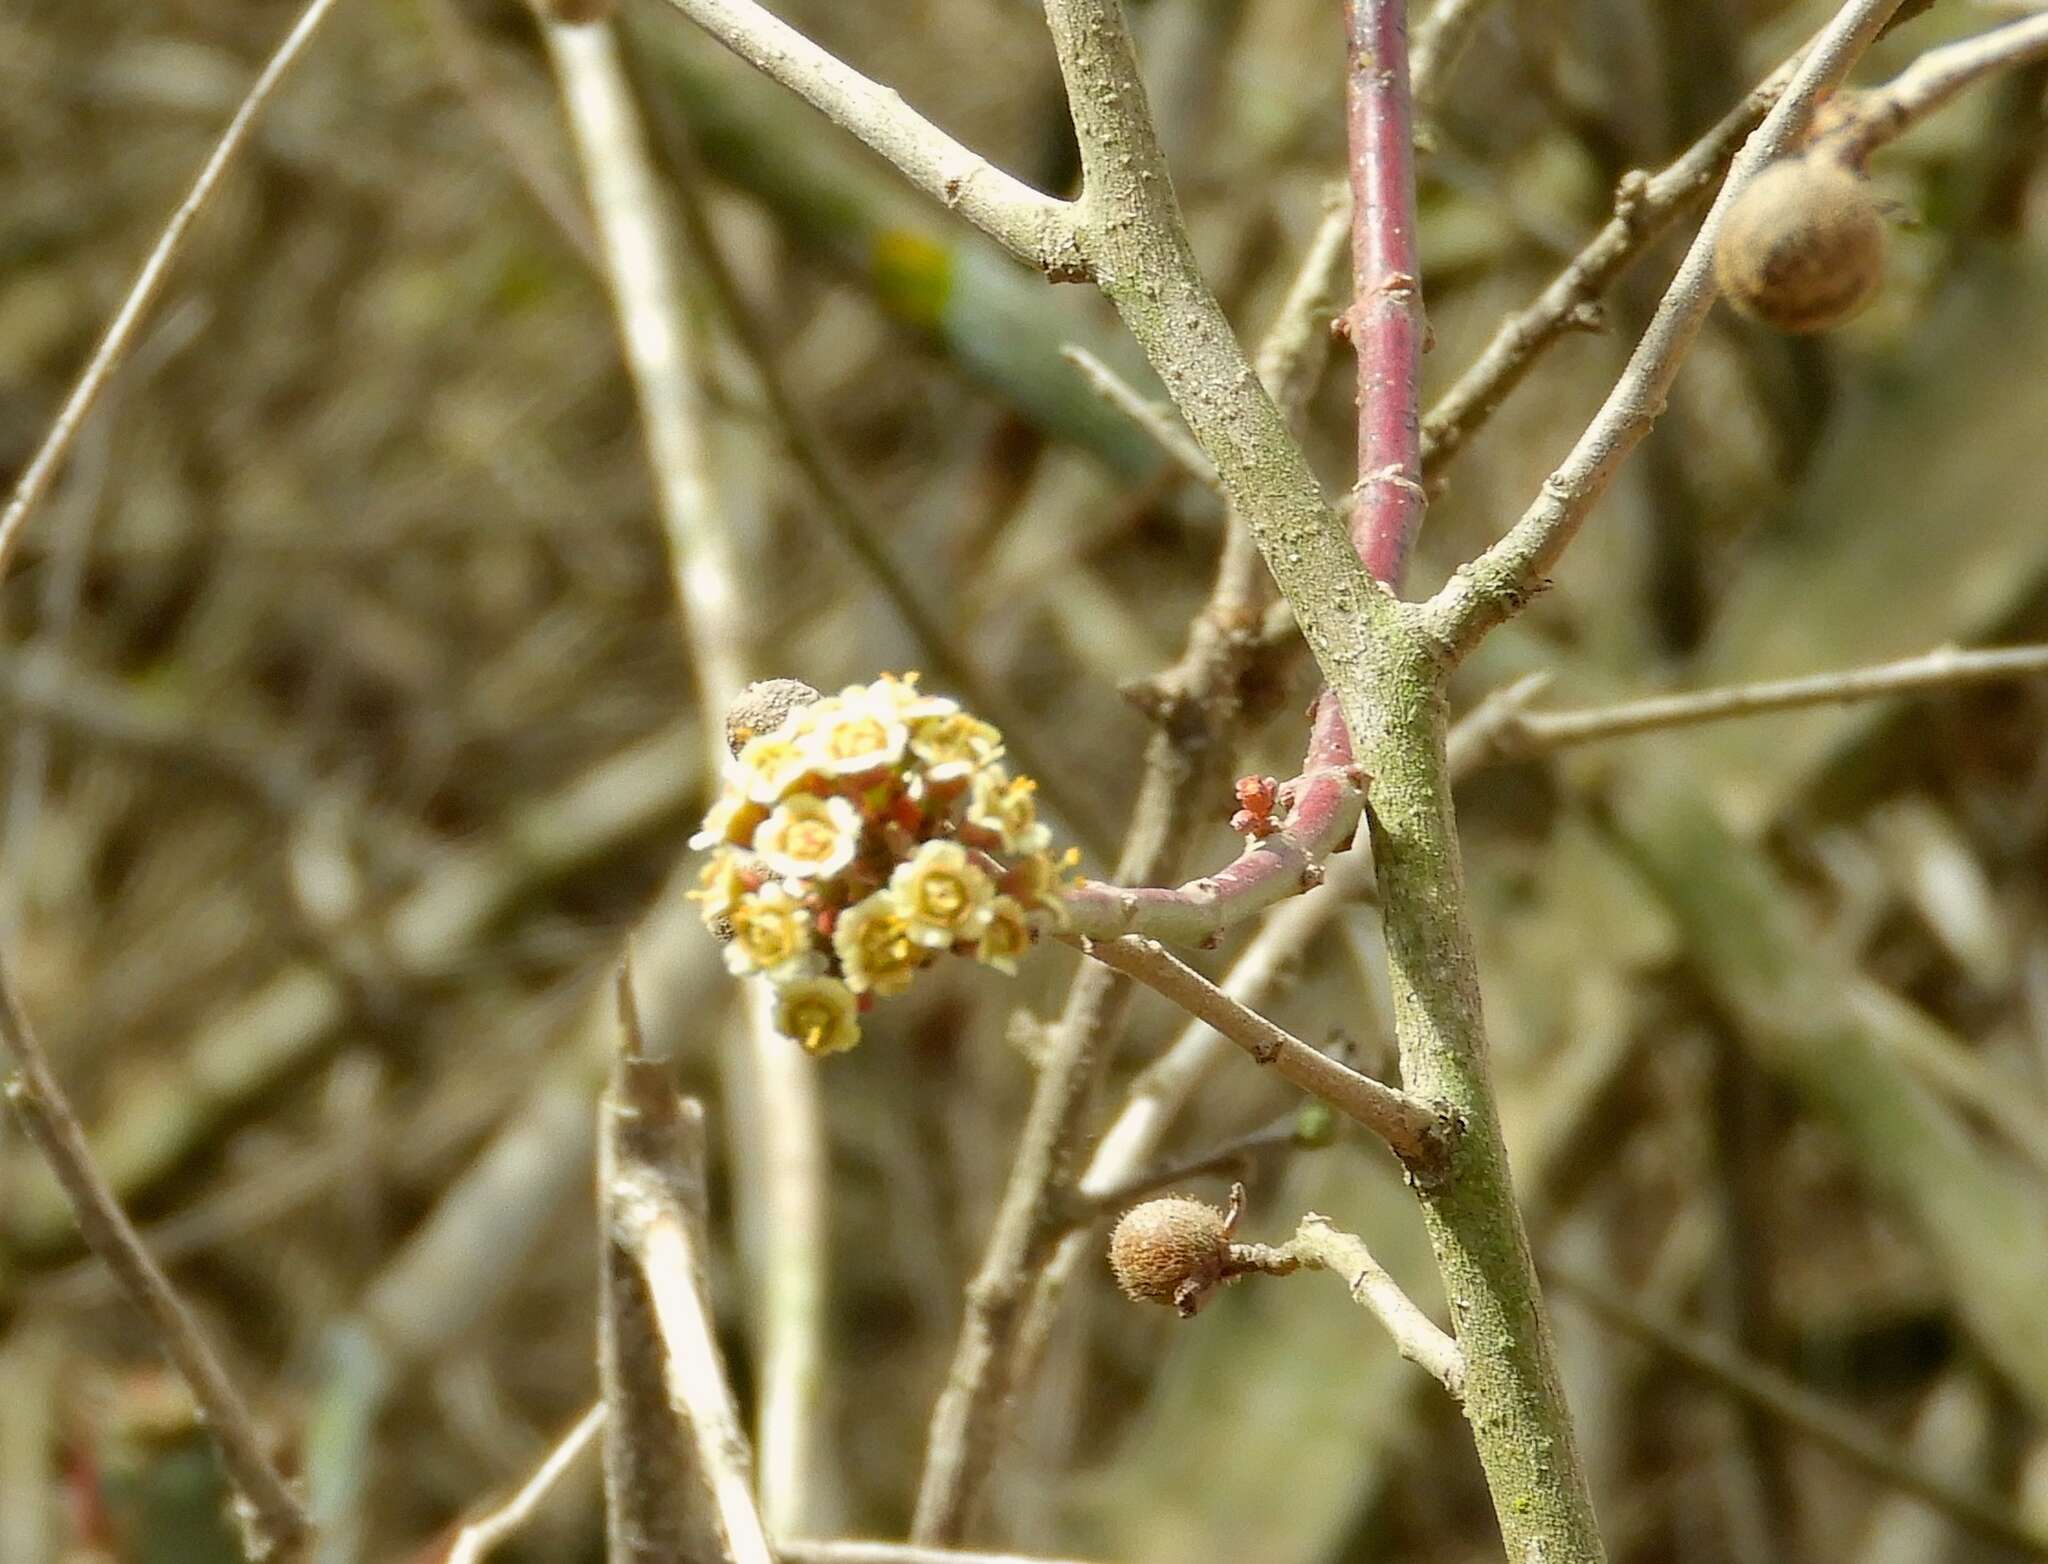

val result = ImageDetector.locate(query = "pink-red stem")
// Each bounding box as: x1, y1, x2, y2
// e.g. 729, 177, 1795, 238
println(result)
1343, 0, 1427, 591
1067, 0, 1425, 942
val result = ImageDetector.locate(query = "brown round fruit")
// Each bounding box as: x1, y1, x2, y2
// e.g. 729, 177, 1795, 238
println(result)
1108, 1196, 1229, 1309
1714, 156, 1888, 335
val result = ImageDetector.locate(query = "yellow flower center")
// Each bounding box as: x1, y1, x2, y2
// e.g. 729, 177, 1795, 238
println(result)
783, 820, 838, 863
828, 719, 888, 760
920, 874, 967, 921
859, 920, 911, 967
791, 1004, 831, 1049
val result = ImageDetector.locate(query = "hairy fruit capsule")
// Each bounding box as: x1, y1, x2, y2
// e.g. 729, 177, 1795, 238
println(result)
1714, 155, 1888, 335
1108, 1196, 1231, 1315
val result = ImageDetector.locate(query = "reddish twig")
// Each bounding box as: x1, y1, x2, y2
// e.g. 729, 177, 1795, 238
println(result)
1061, 693, 1367, 945
1050, 0, 1423, 957
1343, 0, 1428, 589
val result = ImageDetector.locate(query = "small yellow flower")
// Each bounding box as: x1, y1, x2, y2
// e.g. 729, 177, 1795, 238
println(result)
1003, 849, 1075, 927
734, 731, 818, 805
753, 793, 863, 883
809, 690, 909, 777
874, 671, 958, 722
689, 851, 752, 925
973, 895, 1033, 975
724, 886, 818, 981
689, 790, 767, 852
890, 840, 996, 949
910, 711, 1004, 783
833, 892, 922, 997
967, 769, 1051, 854
774, 976, 861, 1056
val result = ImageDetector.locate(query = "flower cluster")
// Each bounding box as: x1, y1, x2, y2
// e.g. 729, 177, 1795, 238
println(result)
691, 674, 1073, 1056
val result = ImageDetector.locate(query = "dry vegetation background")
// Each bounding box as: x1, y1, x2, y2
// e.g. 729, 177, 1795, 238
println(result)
4, 1, 2048, 1562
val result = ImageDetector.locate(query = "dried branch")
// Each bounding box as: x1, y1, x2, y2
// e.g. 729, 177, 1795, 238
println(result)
645, 0, 1079, 275
1419, 55, 1800, 478
1060, 346, 1222, 495
1067, 935, 1449, 1173
444, 1403, 605, 1564
603, 969, 775, 1564
547, 23, 829, 1535
1424, 0, 1907, 658
1343, 0, 1428, 587
547, 16, 747, 713
0, 0, 345, 584
634, 1207, 777, 1564
1449, 644, 2048, 775
1549, 1266, 2048, 1559
1827, 11, 2048, 166
1278, 1214, 1466, 1398
0, 963, 311, 1563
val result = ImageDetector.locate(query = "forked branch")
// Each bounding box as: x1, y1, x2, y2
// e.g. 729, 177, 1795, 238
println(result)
647, 0, 1081, 275
1423, 0, 1908, 658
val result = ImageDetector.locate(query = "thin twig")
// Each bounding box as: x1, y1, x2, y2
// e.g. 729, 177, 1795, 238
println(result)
1060, 346, 1222, 493
1277, 1214, 1466, 1397
1060, 697, 1368, 945
546, 16, 747, 714
1068, 934, 1448, 1173
1424, 0, 1907, 657
1828, 11, 2048, 165
1255, 185, 1356, 426
645, 0, 1079, 274
0, 0, 346, 585
0, 963, 311, 1563
547, 23, 828, 1534
1548, 1265, 2048, 1559
1419, 54, 1801, 478
1343, 0, 1428, 587
444, 1403, 605, 1564
1449, 644, 2048, 775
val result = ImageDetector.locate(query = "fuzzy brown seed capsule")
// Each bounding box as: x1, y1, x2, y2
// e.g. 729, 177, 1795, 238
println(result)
723, 678, 821, 756
1108, 1196, 1230, 1314
1714, 156, 1888, 334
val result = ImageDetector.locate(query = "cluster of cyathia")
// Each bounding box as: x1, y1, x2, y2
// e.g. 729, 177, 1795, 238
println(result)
690, 674, 1074, 1056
